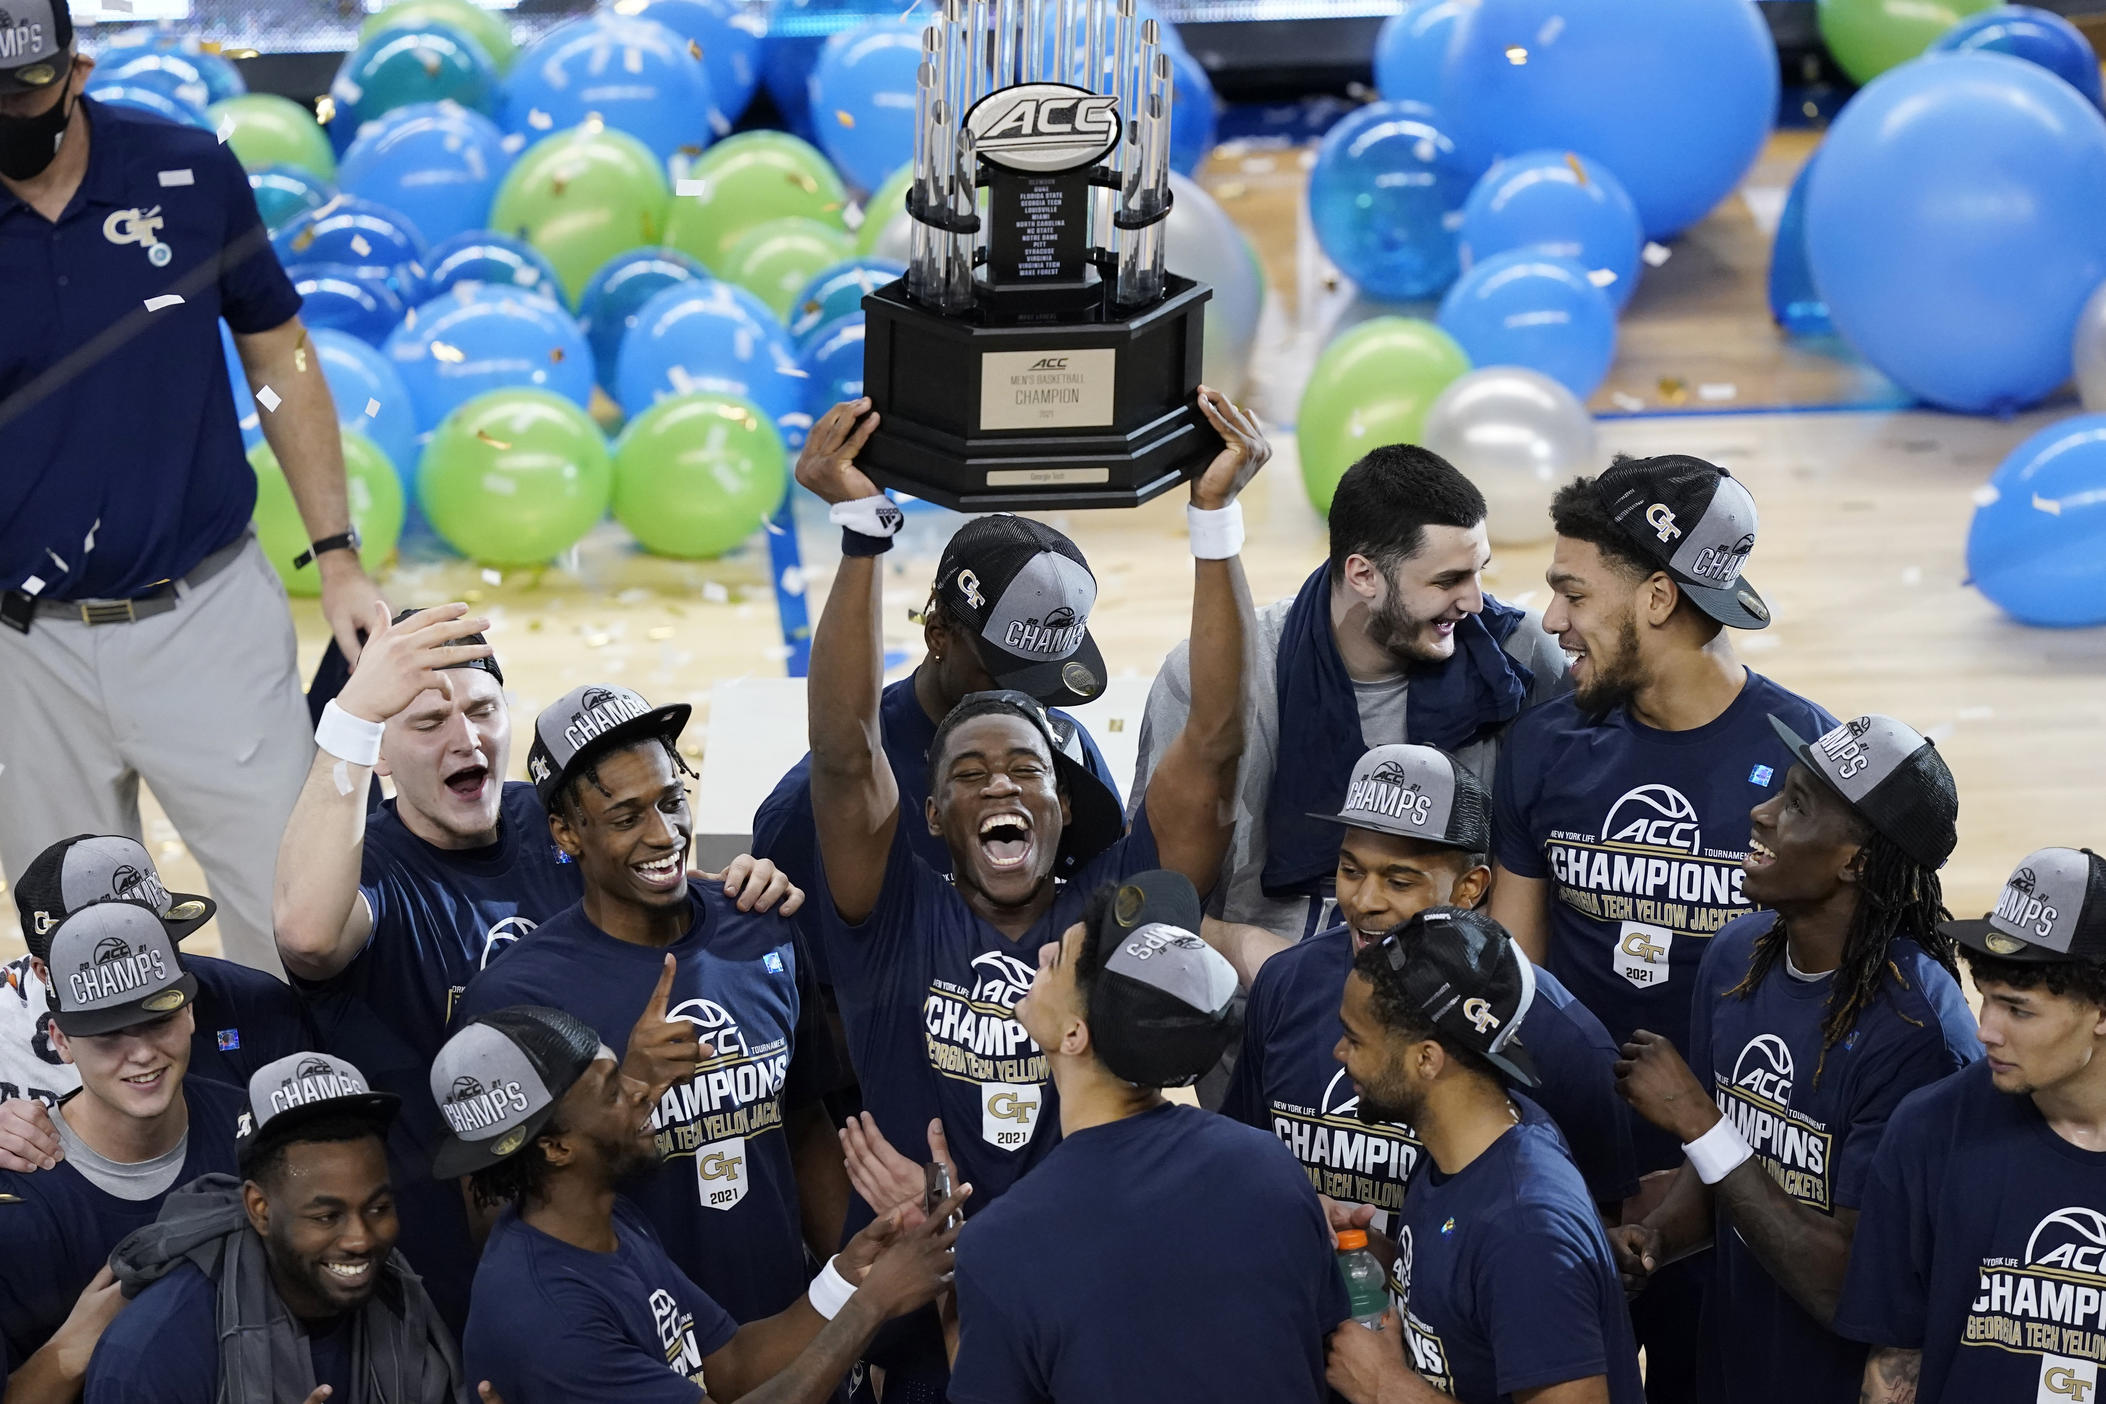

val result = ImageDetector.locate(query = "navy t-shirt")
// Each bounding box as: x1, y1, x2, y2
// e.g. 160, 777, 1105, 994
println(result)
1835, 1061, 2106, 1404
465, 1199, 740, 1404
454, 879, 822, 1325
950, 1102, 1348, 1404
0, 99, 302, 598
811, 809, 1161, 1214
1392, 1117, 1645, 1404
0, 1078, 244, 1372
1222, 925, 1637, 1213
1688, 912, 1978, 1403
82, 1260, 353, 1404
1492, 671, 1836, 1170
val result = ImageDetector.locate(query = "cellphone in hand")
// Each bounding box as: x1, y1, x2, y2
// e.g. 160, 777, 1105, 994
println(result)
922, 1161, 953, 1223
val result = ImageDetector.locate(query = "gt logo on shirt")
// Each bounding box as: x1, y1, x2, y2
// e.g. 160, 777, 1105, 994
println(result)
987, 1089, 1037, 1121
102, 206, 173, 267
1966, 1207, 2106, 1373
649, 1288, 705, 1378
2044, 1360, 2098, 1403
694, 1136, 751, 1210
981, 1082, 1043, 1148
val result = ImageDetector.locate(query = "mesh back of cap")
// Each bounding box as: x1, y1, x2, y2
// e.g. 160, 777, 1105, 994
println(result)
1866, 749, 1960, 869
1447, 767, 1493, 853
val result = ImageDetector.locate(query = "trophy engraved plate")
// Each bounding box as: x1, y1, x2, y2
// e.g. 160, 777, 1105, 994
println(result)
979, 348, 1119, 430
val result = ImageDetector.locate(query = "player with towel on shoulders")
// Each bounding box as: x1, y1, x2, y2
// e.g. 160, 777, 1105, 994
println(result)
1612, 713, 1978, 1404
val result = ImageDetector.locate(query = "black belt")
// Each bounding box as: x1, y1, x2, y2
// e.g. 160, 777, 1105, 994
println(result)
7, 536, 248, 631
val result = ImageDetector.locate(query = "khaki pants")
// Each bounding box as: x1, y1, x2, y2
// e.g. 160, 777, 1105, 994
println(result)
0, 534, 312, 975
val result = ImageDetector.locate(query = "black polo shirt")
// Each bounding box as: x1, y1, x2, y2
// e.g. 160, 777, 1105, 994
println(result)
0, 98, 301, 600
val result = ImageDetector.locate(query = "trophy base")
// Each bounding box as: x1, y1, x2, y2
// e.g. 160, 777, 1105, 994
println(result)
858, 273, 1217, 512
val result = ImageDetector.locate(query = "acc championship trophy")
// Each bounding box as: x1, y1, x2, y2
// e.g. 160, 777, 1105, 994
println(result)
858, 0, 1217, 510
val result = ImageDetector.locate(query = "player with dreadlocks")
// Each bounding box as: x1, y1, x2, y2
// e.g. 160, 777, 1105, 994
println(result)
1608, 714, 1980, 1404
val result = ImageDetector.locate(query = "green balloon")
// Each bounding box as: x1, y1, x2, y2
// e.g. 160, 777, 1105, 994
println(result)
613, 393, 787, 558
723, 218, 856, 319
1816, 0, 1999, 84
490, 125, 671, 305
664, 131, 850, 273
854, 163, 914, 257
360, 0, 517, 74
249, 432, 405, 597
1295, 317, 1471, 516
419, 388, 613, 565
208, 94, 337, 183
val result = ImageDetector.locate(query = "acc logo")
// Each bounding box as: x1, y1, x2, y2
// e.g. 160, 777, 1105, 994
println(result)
1731, 1034, 1795, 1108
1603, 784, 1702, 855
969, 950, 1038, 1009
103, 206, 173, 267
1029, 357, 1069, 371
1645, 503, 1681, 542
667, 997, 750, 1058
479, 916, 538, 970
0, 16, 50, 65
2025, 1207, 2106, 1277
1994, 868, 2059, 941
964, 83, 1120, 174
987, 1088, 1037, 1122
1461, 997, 1500, 1034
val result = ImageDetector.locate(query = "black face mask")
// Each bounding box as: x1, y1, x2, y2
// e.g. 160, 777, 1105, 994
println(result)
0, 85, 74, 183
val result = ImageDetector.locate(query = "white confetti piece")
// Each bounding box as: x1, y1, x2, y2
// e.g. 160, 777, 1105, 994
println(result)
1641, 241, 1671, 267
780, 566, 806, 596
256, 385, 283, 412
216, 118, 234, 144
46, 548, 68, 572
1697, 382, 1737, 402
481, 474, 517, 495
364, 397, 381, 418
1611, 392, 1645, 412
701, 581, 730, 603
1971, 485, 2001, 508
20, 575, 44, 597
144, 294, 184, 311
1901, 566, 1923, 586
676, 178, 708, 197
82, 519, 99, 554
157, 168, 195, 187
762, 643, 794, 661
1587, 268, 1618, 288
349, 234, 373, 258
482, 568, 504, 585
2033, 493, 2062, 515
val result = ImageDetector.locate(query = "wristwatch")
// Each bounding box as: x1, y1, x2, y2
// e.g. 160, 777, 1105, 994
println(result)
293, 528, 362, 571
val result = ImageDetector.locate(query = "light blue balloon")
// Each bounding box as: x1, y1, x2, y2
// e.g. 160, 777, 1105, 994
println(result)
761, 0, 836, 139
1766, 156, 1830, 338
801, 313, 865, 413
423, 230, 566, 306
503, 15, 718, 167
221, 321, 262, 450
1930, 6, 2103, 109
616, 280, 805, 427
1373, 0, 1467, 105
383, 285, 596, 431
1968, 415, 2106, 626
273, 195, 430, 310
1307, 100, 1474, 300
89, 83, 210, 129
309, 327, 422, 490
1806, 52, 2106, 414
1460, 150, 1643, 310
1437, 249, 1617, 399
577, 248, 712, 393
787, 257, 903, 347
94, 49, 245, 110
632, 0, 763, 128
1440, 0, 1777, 239
248, 165, 337, 235
338, 103, 510, 248
810, 18, 922, 195
289, 263, 411, 345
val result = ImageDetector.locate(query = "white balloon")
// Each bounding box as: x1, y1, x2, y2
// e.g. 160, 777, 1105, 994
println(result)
2076, 277, 2106, 413
1420, 366, 1597, 547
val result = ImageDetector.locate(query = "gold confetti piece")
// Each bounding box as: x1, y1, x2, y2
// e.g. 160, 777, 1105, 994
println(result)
432, 341, 466, 363
821, 199, 844, 213
1657, 377, 1688, 406
476, 428, 513, 448
463, 589, 483, 603
294, 345, 308, 374
835, 109, 856, 128
418, 50, 443, 76
648, 625, 676, 640
678, 144, 705, 159
1564, 151, 1586, 184
291, 227, 317, 252
201, 39, 222, 52
688, 39, 704, 60
364, 397, 382, 418
316, 95, 337, 124
1504, 45, 1528, 64
222, 47, 259, 59
528, 617, 545, 632
801, 299, 821, 317
550, 347, 565, 362
585, 632, 612, 648
789, 172, 818, 193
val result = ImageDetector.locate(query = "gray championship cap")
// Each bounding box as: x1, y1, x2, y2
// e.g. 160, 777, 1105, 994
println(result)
526, 683, 691, 811
430, 1006, 612, 1178
1597, 454, 1770, 630
1367, 906, 1540, 1087
44, 900, 198, 1037
237, 1052, 400, 1172
1942, 848, 2106, 966
14, 833, 215, 960
1315, 744, 1492, 852
1085, 870, 1241, 1088
934, 515, 1107, 708
1768, 714, 1959, 869
0, 0, 71, 95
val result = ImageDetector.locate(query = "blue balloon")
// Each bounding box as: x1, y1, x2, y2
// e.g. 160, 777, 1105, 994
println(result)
811, 19, 922, 195
631, 0, 763, 128
760, 0, 834, 139
1437, 249, 1617, 399
1307, 101, 1475, 300
787, 257, 903, 347
384, 285, 595, 431
249, 165, 337, 234
424, 231, 567, 306
1440, 0, 1777, 240
1459, 150, 1643, 310
503, 15, 719, 167
273, 195, 431, 311
577, 248, 712, 393
89, 83, 210, 128
1166, 42, 1217, 177
309, 327, 422, 490
1807, 52, 2106, 414
616, 280, 805, 426
289, 263, 412, 346
1766, 155, 1831, 338
335, 24, 499, 142
1968, 415, 2106, 626
1374, 0, 1467, 105
1930, 6, 2103, 109
801, 314, 866, 412
338, 103, 510, 248
94, 49, 245, 111
221, 321, 262, 451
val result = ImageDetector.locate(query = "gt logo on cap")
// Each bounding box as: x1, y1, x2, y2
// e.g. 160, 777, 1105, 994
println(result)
1462, 997, 1500, 1033
1646, 504, 1681, 542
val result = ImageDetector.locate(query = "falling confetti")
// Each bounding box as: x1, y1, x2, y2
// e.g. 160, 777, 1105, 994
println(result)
648, 625, 676, 640
789, 172, 818, 193
550, 347, 565, 362
1564, 152, 1586, 184
144, 295, 184, 311
688, 38, 704, 60
702, 581, 730, 602
676, 178, 708, 197
585, 632, 612, 648
216, 118, 234, 144
1657, 377, 1688, 405
1504, 45, 1528, 64
157, 168, 194, 187
349, 234, 373, 258
1697, 383, 1736, 402
482, 568, 504, 585
431, 341, 466, 363
1610, 392, 1645, 412
1971, 485, 2001, 507
836, 109, 857, 128
1587, 268, 1618, 289
528, 109, 553, 130
2033, 493, 2062, 516
291, 227, 318, 253
316, 96, 336, 125
1641, 242, 1671, 267
364, 398, 381, 418
256, 385, 283, 412
476, 429, 513, 449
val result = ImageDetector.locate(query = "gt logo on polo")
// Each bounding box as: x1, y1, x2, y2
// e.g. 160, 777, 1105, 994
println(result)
103, 207, 173, 267
964, 83, 1120, 174
988, 1090, 1036, 1122
1461, 997, 1500, 1034
1645, 503, 1681, 542
698, 1149, 743, 1181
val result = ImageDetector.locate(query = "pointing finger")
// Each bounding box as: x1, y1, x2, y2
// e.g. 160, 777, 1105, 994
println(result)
646, 954, 677, 1020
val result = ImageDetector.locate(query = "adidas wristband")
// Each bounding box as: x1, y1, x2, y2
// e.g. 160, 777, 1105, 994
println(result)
1683, 1117, 1754, 1185
315, 700, 384, 768
829, 495, 905, 539
1186, 501, 1245, 560
807, 1256, 856, 1320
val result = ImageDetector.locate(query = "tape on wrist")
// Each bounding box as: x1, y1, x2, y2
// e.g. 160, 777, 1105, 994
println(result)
829, 495, 905, 539
1683, 1117, 1754, 1185
807, 1256, 856, 1320
315, 700, 384, 768
1186, 501, 1245, 560
840, 527, 893, 557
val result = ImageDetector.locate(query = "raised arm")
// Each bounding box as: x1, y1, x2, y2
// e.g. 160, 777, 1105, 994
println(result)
1140, 389, 1268, 896
794, 400, 901, 925
1199, 917, 1292, 991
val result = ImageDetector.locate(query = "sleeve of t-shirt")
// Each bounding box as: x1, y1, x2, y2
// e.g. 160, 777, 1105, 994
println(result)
82, 1266, 220, 1404
211, 142, 301, 335
806, 818, 951, 977
1831, 1100, 1934, 1348
1479, 1208, 1617, 1396
1832, 1030, 1965, 1211
494, 1281, 716, 1404
1217, 964, 1275, 1130
947, 1230, 1052, 1404
1490, 725, 1546, 878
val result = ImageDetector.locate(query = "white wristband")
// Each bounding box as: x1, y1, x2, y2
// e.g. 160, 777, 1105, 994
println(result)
828, 495, 904, 539
1683, 1117, 1754, 1185
315, 700, 384, 768
806, 1256, 856, 1320
1187, 501, 1245, 560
